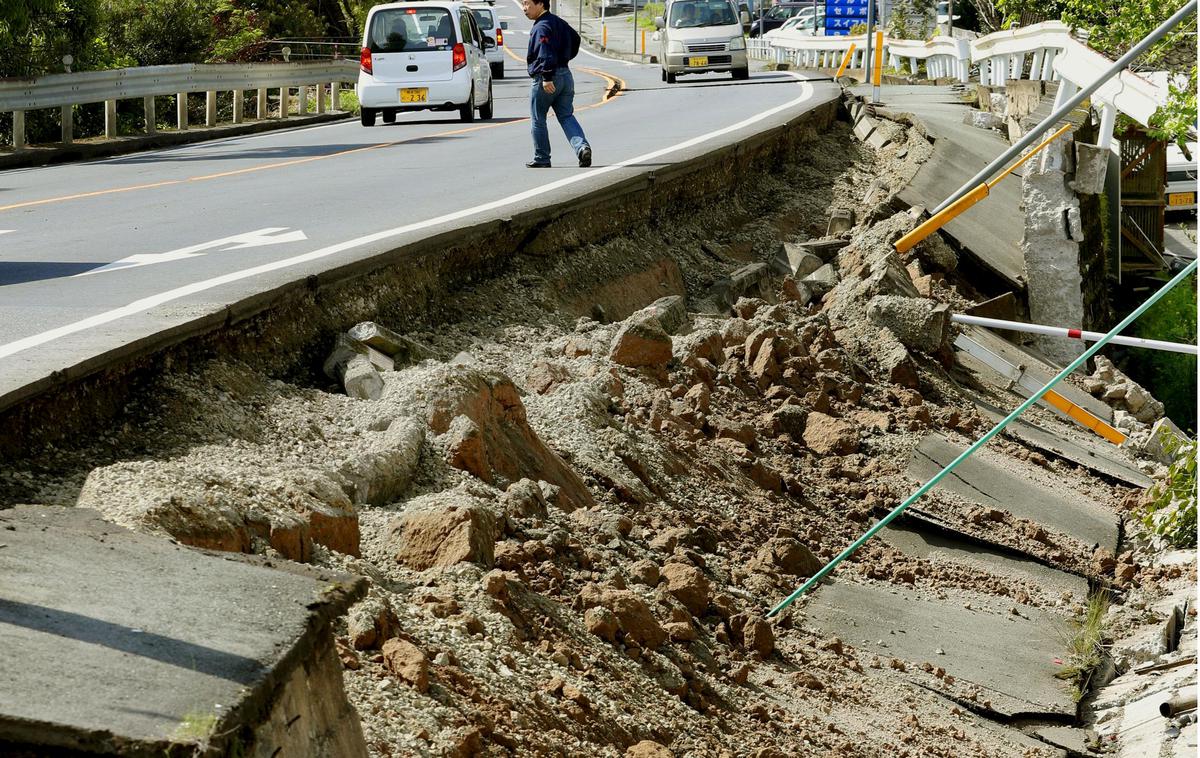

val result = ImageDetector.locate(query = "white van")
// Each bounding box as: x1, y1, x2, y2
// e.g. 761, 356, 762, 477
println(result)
357, 1, 495, 126
656, 0, 750, 83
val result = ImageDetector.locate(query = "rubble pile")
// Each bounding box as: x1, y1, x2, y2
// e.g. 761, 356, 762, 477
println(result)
1, 117, 1190, 757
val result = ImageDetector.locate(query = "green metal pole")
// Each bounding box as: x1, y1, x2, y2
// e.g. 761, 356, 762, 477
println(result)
767, 259, 1198, 618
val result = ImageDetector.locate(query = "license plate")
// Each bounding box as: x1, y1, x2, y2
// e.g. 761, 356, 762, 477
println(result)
687, 56, 709, 67
400, 88, 428, 104
1168, 192, 1195, 207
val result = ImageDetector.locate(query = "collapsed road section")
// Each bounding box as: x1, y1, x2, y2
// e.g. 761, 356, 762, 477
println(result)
0, 92, 1193, 757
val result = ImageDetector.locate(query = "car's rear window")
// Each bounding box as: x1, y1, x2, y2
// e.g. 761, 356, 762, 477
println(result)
368, 8, 457, 52
470, 9, 494, 30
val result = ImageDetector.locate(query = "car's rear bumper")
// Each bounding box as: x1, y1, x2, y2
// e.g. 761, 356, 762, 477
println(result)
357, 75, 470, 109
1166, 182, 1197, 212
664, 50, 747, 73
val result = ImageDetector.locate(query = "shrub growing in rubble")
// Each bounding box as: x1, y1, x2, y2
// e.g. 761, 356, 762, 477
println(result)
1140, 437, 1198, 549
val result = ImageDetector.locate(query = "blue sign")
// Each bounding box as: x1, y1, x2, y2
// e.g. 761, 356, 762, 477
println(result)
825, 0, 869, 34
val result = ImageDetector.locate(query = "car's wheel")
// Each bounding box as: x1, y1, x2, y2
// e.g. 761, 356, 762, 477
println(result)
666, 71, 677, 84
459, 88, 476, 122
733, 66, 750, 80
491, 61, 505, 79
360, 107, 377, 127
479, 82, 494, 120
382, 109, 397, 123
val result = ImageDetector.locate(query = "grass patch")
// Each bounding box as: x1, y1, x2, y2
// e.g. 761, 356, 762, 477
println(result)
174, 711, 218, 742
636, 3, 664, 29
1055, 591, 1110, 701
339, 88, 361, 115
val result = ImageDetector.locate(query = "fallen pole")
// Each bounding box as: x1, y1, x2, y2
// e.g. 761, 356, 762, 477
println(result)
952, 313, 1199, 355
766, 258, 1198, 618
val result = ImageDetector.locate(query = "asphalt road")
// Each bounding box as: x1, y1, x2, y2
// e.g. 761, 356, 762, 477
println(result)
0, 2, 838, 401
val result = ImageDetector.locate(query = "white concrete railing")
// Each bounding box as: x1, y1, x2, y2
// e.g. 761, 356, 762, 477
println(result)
757, 20, 1167, 132
1, 60, 358, 149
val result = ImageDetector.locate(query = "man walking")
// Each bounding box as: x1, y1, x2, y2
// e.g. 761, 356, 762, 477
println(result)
523, 0, 592, 168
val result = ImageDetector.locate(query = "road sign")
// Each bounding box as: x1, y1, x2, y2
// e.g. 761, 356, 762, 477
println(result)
825, 0, 869, 35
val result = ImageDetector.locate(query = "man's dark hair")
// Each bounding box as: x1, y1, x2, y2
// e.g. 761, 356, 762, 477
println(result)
529, 0, 549, 8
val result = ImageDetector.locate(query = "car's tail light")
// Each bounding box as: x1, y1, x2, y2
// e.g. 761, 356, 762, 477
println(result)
360, 46, 373, 74
452, 42, 467, 71
496, 27, 503, 46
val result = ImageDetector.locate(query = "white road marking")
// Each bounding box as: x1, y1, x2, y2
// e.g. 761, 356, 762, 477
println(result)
0, 76, 816, 361
74, 228, 308, 277
0, 230, 13, 235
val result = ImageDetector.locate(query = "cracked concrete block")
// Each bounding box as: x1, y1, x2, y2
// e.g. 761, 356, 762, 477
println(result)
1005, 80, 1042, 121
1021, 235, 1085, 366
963, 110, 1002, 130
1065, 206, 1084, 242
866, 295, 951, 354
1071, 142, 1109, 195
988, 92, 1007, 115
802, 263, 839, 295
343, 354, 384, 401
852, 114, 877, 142
348, 322, 432, 366
827, 209, 855, 236
635, 295, 688, 336
771, 242, 824, 279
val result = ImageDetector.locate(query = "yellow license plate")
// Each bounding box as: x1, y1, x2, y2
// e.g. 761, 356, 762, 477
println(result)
400, 88, 428, 104
687, 56, 709, 67
1168, 192, 1195, 207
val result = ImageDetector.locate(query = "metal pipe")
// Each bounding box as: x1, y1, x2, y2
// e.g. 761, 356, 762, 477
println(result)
766, 258, 1199, 617
952, 313, 1200, 355
932, 0, 1198, 215
1161, 688, 1197, 718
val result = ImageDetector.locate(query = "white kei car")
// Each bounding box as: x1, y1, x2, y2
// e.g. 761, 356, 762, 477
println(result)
357, 1, 495, 126
466, 1, 508, 79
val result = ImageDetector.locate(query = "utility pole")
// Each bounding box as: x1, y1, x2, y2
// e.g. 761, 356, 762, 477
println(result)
863, 0, 875, 93
811, 0, 817, 33
947, 0, 954, 36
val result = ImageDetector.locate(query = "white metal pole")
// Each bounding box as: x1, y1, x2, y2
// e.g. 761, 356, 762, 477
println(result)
951, 313, 1199, 355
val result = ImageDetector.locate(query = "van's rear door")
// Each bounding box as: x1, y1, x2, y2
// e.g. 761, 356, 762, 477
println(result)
366, 7, 457, 83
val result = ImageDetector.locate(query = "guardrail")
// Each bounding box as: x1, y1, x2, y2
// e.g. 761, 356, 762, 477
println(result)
754, 20, 1168, 130
1, 60, 359, 150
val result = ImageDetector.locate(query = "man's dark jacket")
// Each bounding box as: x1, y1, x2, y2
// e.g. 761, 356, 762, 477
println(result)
526, 11, 581, 80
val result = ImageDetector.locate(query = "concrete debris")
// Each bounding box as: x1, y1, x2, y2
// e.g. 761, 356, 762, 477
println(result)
963, 110, 1002, 131
801, 263, 839, 295
771, 242, 824, 279
866, 295, 951, 354
710, 262, 775, 312
1071, 142, 1109, 195
386, 488, 499, 570
1086, 356, 1167, 426
610, 314, 674, 369
348, 321, 432, 366
827, 208, 855, 236
324, 335, 384, 400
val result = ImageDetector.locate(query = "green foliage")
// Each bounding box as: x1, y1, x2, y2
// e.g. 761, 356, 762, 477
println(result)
1140, 436, 1198, 548
174, 711, 218, 741
994, 0, 1196, 145
1128, 272, 1197, 434
849, 21, 868, 34
100, 0, 216, 67
1055, 590, 1109, 701
637, 3, 664, 30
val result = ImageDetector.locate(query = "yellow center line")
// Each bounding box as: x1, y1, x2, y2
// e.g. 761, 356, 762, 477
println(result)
0, 48, 626, 214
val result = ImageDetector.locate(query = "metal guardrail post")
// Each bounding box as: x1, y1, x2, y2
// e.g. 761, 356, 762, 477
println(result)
144, 96, 156, 134
60, 105, 72, 144
12, 111, 25, 149
766, 257, 1199, 617
933, 0, 1198, 214
104, 100, 117, 139
177, 92, 188, 131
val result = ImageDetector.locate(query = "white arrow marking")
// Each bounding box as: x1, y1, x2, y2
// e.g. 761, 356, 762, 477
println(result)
75, 227, 308, 276
0, 230, 13, 235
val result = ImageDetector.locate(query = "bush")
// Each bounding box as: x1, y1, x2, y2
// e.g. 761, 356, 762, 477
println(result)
1127, 272, 1197, 434
1140, 437, 1198, 549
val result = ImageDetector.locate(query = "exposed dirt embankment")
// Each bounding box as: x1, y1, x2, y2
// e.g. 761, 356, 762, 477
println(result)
2, 110, 1183, 758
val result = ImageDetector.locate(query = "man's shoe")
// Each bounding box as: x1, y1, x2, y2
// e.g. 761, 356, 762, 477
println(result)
577, 146, 592, 168
526, 160, 551, 168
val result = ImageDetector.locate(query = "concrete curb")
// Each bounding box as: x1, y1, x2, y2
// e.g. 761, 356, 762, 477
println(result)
0, 95, 841, 456
0, 111, 353, 171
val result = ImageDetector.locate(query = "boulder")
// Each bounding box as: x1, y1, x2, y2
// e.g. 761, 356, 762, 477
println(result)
347, 593, 399, 650
802, 412, 860, 455
421, 366, 594, 511
583, 589, 667, 650
610, 315, 673, 369
382, 639, 430, 693
585, 606, 620, 643
661, 563, 711, 616
502, 478, 550, 519
750, 537, 822, 577
626, 742, 673, 758
387, 490, 498, 570
743, 617, 775, 657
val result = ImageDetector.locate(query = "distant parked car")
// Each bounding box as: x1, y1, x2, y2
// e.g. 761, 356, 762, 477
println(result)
1165, 142, 1197, 214
763, 10, 824, 38
357, 1, 495, 126
747, 2, 811, 37
466, 1, 506, 79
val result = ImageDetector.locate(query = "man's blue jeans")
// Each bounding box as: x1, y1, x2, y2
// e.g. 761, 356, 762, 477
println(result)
531, 69, 589, 164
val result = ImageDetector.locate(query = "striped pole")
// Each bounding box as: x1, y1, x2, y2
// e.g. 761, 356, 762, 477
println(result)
766, 258, 1198, 618
835, 43, 857, 79
952, 313, 1199, 355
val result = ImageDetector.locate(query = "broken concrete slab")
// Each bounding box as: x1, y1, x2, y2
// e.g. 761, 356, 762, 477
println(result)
963, 110, 1002, 130
802, 263, 840, 296
883, 522, 1089, 600
771, 242, 825, 279
343, 353, 384, 400
0, 504, 368, 757
347, 321, 431, 366
1071, 142, 1109, 195
827, 209, 855, 236
803, 579, 1079, 718
908, 433, 1120, 552
709, 263, 774, 312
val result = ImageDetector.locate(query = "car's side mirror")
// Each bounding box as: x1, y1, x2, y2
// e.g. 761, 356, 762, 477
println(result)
740, 10, 750, 24
501, 21, 509, 29
654, 15, 664, 28
482, 38, 493, 49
